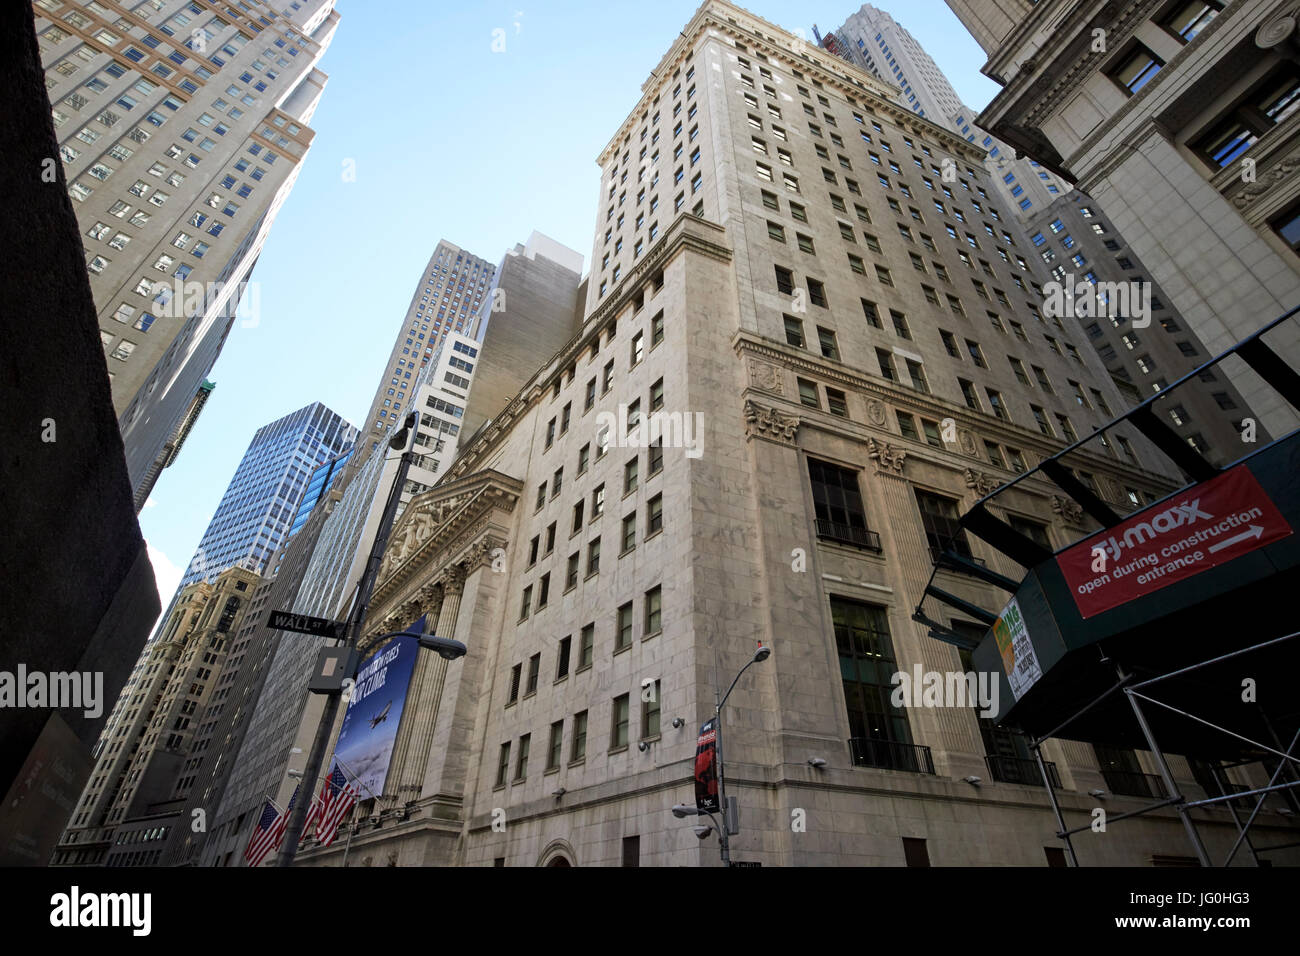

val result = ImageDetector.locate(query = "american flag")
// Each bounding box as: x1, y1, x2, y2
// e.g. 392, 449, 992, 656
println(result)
315, 764, 360, 847
243, 797, 283, 868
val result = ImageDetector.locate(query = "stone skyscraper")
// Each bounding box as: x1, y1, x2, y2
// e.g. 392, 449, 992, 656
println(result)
220, 0, 1282, 867
32, 0, 341, 507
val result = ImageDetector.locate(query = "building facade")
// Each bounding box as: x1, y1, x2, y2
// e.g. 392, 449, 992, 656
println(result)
826, 4, 1071, 220
946, 0, 1300, 436
31, 0, 340, 506
176, 401, 355, 589
270, 1, 1292, 867
52, 401, 352, 864
1024, 192, 1259, 458
359, 240, 494, 451
197, 232, 586, 865
55, 565, 262, 865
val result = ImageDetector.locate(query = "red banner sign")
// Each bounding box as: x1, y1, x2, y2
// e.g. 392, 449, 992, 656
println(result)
1057, 466, 1291, 618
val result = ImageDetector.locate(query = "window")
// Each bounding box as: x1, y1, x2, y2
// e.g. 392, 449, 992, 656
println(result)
817, 326, 839, 360
611, 694, 631, 749
644, 586, 663, 636
1108, 43, 1163, 95
784, 315, 805, 348
1196, 63, 1300, 168
495, 743, 511, 786
525, 653, 541, 695
833, 598, 914, 766
587, 536, 601, 576
807, 278, 827, 307
571, 710, 589, 763
547, 721, 564, 771
798, 378, 820, 408
915, 490, 973, 560
809, 459, 875, 548
1162, 0, 1221, 41
775, 265, 794, 295
513, 734, 530, 781
647, 493, 663, 535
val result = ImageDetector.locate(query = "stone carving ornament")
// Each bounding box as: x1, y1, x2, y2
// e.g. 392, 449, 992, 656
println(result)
867, 437, 906, 475
743, 400, 799, 443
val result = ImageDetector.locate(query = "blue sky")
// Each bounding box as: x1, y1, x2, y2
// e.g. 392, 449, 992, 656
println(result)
139, 0, 1001, 602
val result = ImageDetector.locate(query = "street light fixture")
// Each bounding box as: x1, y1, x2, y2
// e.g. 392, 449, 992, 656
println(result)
670, 642, 771, 867
275, 412, 456, 867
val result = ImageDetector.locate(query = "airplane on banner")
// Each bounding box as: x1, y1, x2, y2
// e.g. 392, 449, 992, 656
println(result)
368, 701, 392, 729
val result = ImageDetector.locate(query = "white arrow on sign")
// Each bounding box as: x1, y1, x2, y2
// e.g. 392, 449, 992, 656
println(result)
1207, 525, 1263, 554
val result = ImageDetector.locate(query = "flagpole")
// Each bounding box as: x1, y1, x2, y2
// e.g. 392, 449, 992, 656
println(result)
331, 756, 379, 869
242, 792, 283, 868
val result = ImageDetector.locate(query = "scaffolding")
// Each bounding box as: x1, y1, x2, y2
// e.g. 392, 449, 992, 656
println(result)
915, 307, 1300, 866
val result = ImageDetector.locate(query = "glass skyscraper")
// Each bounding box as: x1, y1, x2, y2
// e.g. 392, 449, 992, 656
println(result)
179, 402, 357, 589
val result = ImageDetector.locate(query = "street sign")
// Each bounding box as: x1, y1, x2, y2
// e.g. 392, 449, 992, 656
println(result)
268, 609, 347, 639
1056, 465, 1293, 619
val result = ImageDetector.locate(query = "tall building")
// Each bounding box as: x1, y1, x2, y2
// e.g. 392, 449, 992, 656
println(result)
234, 0, 1290, 867
827, 6, 1255, 457
196, 231, 585, 866
53, 401, 352, 864
31, 0, 341, 506
359, 240, 494, 449
945, 0, 1300, 437
178, 401, 356, 589
826, 4, 1070, 220
54, 564, 263, 865
0, 8, 161, 865
1023, 194, 1259, 458
160, 482, 345, 866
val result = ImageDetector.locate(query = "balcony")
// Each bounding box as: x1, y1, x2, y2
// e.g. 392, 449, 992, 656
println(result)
1101, 769, 1167, 799
986, 753, 1060, 788
848, 737, 935, 774
816, 519, 882, 552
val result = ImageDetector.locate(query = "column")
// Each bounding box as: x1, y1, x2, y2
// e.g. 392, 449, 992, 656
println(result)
397, 564, 465, 798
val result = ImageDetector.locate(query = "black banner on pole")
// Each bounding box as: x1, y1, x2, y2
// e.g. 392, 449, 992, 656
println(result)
694, 717, 718, 813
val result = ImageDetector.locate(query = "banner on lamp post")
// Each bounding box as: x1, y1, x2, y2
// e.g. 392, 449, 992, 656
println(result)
694, 717, 719, 814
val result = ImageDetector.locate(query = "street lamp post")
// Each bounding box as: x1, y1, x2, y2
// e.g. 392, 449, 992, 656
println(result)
673, 642, 770, 867
275, 413, 426, 867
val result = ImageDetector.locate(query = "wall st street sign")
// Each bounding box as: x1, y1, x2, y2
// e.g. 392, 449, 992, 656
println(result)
268, 610, 346, 639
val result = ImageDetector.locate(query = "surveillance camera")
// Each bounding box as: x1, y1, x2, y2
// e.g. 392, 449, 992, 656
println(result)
692, 825, 712, 840
671, 717, 685, 729
963, 775, 981, 786
637, 740, 650, 753
807, 756, 827, 768
1088, 789, 1107, 798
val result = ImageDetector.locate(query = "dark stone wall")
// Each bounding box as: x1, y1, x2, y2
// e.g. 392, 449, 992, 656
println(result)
0, 3, 161, 856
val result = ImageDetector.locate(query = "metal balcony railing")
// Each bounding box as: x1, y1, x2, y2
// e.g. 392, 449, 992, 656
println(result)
848, 737, 935, 774
986, 753, 1060, 788
816, 519, 882, 552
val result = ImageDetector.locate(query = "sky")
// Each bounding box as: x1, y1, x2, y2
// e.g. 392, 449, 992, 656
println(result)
138, 0, 1002, 610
